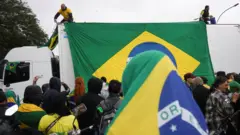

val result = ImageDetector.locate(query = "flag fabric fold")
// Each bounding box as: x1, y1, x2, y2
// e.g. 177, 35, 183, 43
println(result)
15, 103, 46, 129
106, 51, 208, 135
42, 26, 58, 50
5, 90, 20, 107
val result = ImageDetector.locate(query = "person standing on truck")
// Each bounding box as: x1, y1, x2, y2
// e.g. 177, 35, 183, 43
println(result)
54, 4, 73, 23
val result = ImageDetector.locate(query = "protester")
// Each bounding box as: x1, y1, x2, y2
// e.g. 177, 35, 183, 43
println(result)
192, 77, 210, 116
15, 85, 46, 130
226, 73, 240, 93
216, 71, 226, 77
97, 80, 122, 134
68, 77, 85, 109
200, 5, 211, 24
54, 4, 73, 23
48, 77, 70, 95
105, 80, 122, 108
5, 90, 20, 107
106, 51, 208, 135
39, 90, 78, 134
41, 83, 49, 94
100, 76, 109, 99
201, 76, 210, 89
234, 74, 240, 84
184, 73, 195, 91
49, 77, 61, 92
206, 76, 239, 134
77, 77, 104, 135
0, 91, 14, 135
227, 73, 235, 83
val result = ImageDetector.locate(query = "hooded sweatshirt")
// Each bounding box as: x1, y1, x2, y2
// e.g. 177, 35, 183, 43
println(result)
77, 77, 104, 135
49, 77, 61, 92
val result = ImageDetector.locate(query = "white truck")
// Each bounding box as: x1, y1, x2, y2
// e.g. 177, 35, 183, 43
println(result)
0, 25, 75, 99
0, 24, 240, 99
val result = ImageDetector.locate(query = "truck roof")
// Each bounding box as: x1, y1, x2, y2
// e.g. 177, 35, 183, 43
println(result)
5, 46, 53, 62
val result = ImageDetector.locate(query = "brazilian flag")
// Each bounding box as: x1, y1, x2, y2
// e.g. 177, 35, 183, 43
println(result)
42, 26, 58, 50
65, 22, 214, 84
6, 62, 19, 73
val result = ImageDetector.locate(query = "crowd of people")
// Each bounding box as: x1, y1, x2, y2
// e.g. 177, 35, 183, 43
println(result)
1, 72, 240, 135
0, 75, 122, 135
186, 71, 240, 135
1, 53, 240, 135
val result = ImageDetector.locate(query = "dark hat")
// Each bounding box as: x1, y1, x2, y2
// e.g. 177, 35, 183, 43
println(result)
23, 85, 42, 106
216, 71, 226, 77
184, 73, 195, 81
0, 91, 7, 103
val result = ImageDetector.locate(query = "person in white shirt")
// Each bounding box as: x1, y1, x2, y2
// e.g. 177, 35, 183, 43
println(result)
100, 77, 109, 99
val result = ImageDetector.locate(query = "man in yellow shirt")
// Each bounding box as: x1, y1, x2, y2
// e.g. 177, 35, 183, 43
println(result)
54, 4, 73, 23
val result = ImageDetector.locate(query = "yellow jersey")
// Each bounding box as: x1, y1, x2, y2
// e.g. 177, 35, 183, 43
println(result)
58, 8, 72, 20
38, 114, 79, 135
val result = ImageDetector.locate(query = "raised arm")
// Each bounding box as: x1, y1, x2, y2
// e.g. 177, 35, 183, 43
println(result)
54, 12, 60, 20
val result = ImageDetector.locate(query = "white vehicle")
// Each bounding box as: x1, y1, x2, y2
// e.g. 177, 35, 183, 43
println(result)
0, 25, 75, 100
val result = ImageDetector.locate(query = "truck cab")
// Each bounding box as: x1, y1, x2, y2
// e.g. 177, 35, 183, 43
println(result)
0, 47, 59, 100
0, 25, 76, 100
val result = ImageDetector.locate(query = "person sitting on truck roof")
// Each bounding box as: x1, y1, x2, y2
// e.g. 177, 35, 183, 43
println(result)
54, 4, 73, 23
200, 5, 210, 24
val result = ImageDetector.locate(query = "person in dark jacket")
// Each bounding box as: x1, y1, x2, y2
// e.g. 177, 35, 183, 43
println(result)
96, 80, 122, 134
184, 73, 195, 91
77, 77, 104, 135
101, 80, 122, 110
48, 77, 70, 95
41, 83, 49, 94
49, 77, 61, 92
192, 77, 210, 116
0, 91, 15, 135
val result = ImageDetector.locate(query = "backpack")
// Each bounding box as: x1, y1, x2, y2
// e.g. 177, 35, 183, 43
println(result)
97, 98, 121, 135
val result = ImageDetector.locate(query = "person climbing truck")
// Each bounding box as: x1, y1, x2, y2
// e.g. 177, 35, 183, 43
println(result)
54, 4, 73, 23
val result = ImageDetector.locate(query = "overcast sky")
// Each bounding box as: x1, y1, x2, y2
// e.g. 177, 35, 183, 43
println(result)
24, 0, 240, 36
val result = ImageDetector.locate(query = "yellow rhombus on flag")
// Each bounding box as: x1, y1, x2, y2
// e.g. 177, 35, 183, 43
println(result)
93, 31, 200, 81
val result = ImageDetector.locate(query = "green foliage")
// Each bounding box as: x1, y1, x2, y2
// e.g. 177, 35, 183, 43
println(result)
0, 0, 48, 59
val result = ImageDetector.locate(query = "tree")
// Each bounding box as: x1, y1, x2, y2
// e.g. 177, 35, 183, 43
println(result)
0, 0, 48, 59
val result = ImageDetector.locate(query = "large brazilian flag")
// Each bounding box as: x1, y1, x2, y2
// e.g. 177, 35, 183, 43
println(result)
65, 22, 214, 84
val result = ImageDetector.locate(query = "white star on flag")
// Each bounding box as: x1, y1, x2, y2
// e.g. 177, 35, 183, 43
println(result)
170, 124, 177, 132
